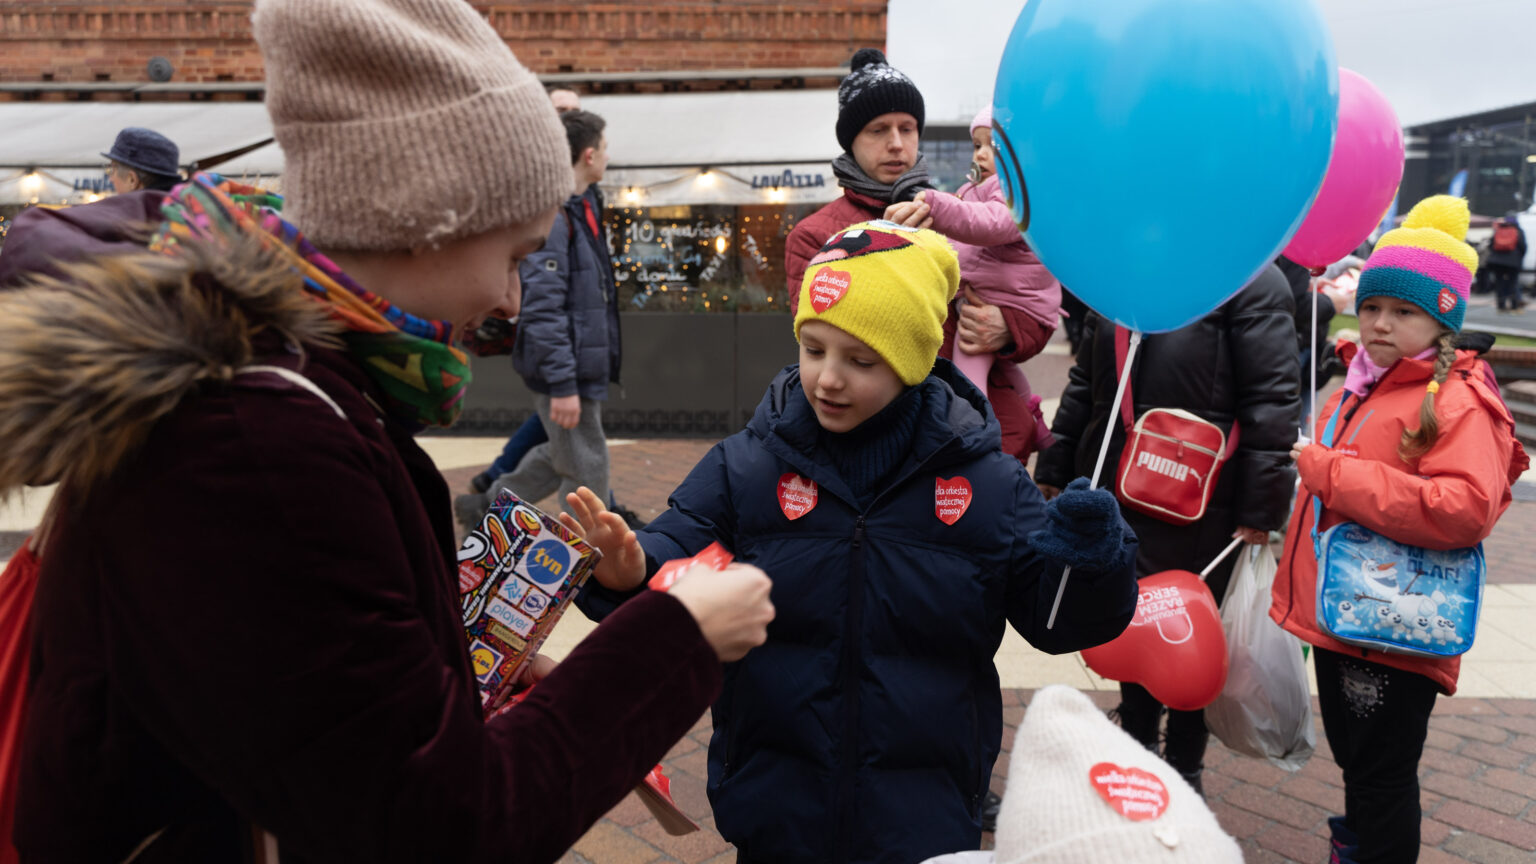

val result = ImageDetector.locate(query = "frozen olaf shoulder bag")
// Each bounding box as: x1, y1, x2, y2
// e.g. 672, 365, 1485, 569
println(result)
1311, 399, 1484, 658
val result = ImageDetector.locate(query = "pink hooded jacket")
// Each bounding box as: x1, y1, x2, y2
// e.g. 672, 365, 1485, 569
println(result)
923, 173, 1062, 330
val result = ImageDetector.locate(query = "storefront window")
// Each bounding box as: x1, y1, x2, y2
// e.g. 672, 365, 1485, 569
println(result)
609, 203, 820, 313
925, 137, 974, 193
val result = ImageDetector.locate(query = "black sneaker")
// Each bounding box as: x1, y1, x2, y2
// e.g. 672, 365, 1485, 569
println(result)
980, 790, 1002, 833
611, 503, 647, 530
470, 472, 494, 494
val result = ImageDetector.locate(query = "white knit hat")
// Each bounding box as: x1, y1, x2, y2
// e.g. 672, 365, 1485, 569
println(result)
993, 686, 1242, 864
252, 0, 571, 252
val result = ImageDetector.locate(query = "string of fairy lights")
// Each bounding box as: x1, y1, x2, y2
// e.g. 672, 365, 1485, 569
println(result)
0, 164, 822, 312
609, 165, 825, 311
2, 167, 107, 206
615, 165, 799, 206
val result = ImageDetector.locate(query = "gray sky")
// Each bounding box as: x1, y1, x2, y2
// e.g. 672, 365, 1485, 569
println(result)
889, 0, 1536, 128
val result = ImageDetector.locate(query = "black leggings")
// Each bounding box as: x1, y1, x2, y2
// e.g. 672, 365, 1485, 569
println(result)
1117, 682, 1211, 776
1314, 647, 1439, 863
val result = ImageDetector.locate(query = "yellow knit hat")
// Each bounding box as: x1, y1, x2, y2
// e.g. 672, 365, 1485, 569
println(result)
793, 220, 960, 386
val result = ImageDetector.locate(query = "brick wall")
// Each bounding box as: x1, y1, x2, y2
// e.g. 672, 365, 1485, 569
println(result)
0, 1, 885, 88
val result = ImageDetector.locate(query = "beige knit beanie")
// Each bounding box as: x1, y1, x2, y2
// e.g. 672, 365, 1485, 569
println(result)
252, 0, 571, 252
992, 686, 1243, 864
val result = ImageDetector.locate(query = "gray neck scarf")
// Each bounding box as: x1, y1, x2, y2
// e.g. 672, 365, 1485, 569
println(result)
831, 152, 934, 204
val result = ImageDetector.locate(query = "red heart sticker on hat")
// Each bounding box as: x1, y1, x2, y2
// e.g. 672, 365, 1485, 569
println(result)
935, 476, 972, 525
1437, 288, 1458, 315
778, 473, 818, 521
809, 267, 851, 314
1089, 762, 1169, 821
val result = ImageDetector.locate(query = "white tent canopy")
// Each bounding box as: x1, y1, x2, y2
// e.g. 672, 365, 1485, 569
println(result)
0, 102, 275, 204
0, 90, 843, 206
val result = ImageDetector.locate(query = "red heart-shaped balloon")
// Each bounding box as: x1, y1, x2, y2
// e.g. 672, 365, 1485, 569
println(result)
935, 476, 972, 525
1081, 569, 1228, 711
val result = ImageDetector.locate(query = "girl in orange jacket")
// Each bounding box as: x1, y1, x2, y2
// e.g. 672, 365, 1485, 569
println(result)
1272, 196, 1528, 864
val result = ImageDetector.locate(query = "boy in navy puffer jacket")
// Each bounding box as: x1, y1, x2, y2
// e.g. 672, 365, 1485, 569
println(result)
566, 221, 1139, 864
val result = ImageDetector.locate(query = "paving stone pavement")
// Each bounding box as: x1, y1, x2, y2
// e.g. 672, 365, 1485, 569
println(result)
432, 436, 1536, 864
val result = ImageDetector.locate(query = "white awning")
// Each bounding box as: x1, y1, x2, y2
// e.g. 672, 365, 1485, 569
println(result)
0, 102, 277, 205
0, 90, 841, 205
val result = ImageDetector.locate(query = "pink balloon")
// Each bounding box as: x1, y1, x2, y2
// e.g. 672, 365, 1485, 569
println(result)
1081, 570, 1228, 711
1282, 69, 1403, 271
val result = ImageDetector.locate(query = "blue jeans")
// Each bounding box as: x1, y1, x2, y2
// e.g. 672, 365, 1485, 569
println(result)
485, 414, 548, 478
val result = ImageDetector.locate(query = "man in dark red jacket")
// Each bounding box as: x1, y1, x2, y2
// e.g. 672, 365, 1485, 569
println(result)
787, 48, 1047, 463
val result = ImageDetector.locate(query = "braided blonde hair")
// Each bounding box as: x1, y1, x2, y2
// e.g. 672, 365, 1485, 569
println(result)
1399, 331, 1458, 460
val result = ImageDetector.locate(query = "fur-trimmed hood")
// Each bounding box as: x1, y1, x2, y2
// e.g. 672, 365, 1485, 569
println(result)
0, 236, 338, 495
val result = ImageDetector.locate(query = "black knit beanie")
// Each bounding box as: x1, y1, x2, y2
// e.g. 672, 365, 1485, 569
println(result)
835, 48, 926, 153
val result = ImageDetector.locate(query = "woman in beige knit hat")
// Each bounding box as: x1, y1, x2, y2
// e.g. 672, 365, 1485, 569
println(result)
1, 0, 772, 860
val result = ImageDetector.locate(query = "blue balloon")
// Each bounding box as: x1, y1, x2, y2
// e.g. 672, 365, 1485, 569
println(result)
992, 0, 1337, 333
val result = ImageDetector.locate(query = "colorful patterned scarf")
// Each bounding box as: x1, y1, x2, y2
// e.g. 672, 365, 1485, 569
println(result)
152, 173, 471, 428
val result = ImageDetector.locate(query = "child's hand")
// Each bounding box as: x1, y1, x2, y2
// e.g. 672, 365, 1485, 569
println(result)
1028, 478, 1127, 572
1290, 435, 1312, 463
560, 486, 647, 591
549, 394, 582, 430
882, 198, 932, 229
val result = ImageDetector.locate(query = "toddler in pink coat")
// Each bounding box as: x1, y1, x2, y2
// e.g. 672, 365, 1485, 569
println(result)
887, 107, 1060, 450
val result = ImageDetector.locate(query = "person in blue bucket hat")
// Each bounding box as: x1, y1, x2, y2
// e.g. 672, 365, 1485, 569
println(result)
101, 126, 182, 193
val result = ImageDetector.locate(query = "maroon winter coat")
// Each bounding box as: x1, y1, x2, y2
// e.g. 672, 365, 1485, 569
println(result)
4, 236, 721, 863
784, 189, 887, 311
0, 190, 167, 288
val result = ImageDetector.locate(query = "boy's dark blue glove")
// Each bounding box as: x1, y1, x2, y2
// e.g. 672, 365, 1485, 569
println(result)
1028, 478, 1127, 572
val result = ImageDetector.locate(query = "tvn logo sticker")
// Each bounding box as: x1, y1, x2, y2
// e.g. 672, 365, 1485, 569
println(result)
485, 597, 537, 638
514, 539, 572, 589
1135, 451, 1202, 484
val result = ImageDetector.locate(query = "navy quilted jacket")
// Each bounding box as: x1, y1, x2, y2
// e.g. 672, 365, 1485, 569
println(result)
610, 362, 1138, 864
512, 187, 620, 399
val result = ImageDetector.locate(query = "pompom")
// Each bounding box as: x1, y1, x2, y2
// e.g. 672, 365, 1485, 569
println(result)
850, 48, 888, 71
1402, 195, 1471, 241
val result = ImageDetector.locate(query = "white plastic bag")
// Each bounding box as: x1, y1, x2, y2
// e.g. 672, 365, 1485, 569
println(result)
1204, 544, 1315, 771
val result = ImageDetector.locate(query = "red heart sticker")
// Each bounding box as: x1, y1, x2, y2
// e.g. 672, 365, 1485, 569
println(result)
809, 267, 851, 313
935, 476, 972, 525
1437, 288, 1458, 315
1089, 762, 1169, 821
778, 473, 818, 521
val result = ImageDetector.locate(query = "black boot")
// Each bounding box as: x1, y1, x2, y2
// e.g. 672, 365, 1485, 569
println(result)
1176, 766, 1205, 798
1111, 684, 1165, 753
1163, 709, 1211, 799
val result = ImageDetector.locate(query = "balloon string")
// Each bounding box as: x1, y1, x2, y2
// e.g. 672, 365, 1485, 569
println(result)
1309, 277, 1319, 437
1199, 536, 1246, 580
1046, 329, 1141, 630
